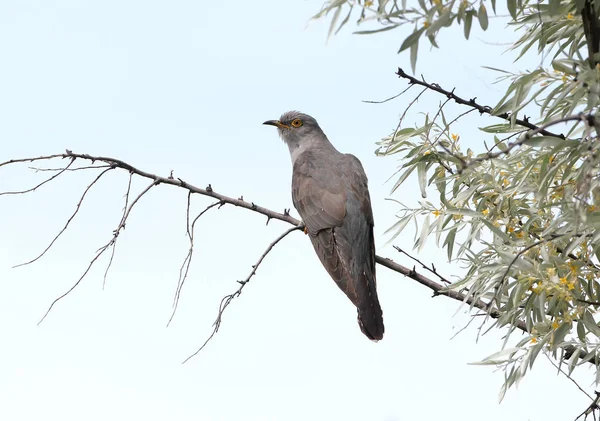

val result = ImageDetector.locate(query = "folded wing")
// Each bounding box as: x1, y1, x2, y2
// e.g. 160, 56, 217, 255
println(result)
292, 151, 384, 340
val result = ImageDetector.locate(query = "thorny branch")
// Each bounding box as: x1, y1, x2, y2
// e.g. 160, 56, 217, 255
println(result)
393, 246, 451, 285
575, 392, 600, 421
168, 198, 222, 326
182, 225, 302, 363
386, 86, 429, 155
362, 83, 414, 104
396, 67, 565, 139
38, 179, 158, 324
0, 157, 76, 196
461, 114, 587, 170
14, 166, 115, 268
103, 172, 133, 289
0, 151, 595, 364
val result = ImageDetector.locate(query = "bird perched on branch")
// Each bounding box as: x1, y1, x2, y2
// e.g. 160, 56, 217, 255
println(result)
263, 111, 384, 340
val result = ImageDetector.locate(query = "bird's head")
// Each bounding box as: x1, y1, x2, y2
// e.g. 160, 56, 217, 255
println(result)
263, 111, 323, 146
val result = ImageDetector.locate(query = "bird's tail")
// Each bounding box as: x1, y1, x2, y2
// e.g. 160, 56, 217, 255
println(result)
357, 297, 384, 341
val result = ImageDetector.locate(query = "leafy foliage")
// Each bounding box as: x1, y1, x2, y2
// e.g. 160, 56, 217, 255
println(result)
315, 0, 600, 398
313, 0, 506, 71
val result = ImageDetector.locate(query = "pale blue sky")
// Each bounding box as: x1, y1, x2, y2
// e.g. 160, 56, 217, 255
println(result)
0, 1, 592, 420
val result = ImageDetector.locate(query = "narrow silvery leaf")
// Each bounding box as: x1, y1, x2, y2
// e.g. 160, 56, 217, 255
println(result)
464, 10, 473, 39
444, 226, 456, 261
548, 0, 560, 15
399, 27, 425, 52
355, 24, 400, 35
478, 3, 489, 30
567, 348, 581, 375
327, 6, 343, 41
507, 0, 517, 19
470, 347, 520, 365
410, 37, 419, 72
418, 214, 430, 252
553, 322, 571, 347
417, 161, 427, 198
583, 311, 600, 337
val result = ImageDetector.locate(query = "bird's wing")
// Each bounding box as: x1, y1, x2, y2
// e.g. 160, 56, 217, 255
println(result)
291, 151, 347, 235
292, 151, 383, 340
292, 151, 348, 297
337, 154, 383, 339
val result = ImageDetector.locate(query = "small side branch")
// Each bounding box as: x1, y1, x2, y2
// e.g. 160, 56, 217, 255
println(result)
0, 157, 75, 196
386, 86, 428, 155
38, 179, 158, 324
102, 171, 133, 288
168, 199, 222, 325
1, 152, 302, 227
393, 246, 451, 284
3, 151, 595, 365
575, 392, 600, 421
463, 114, 584, 169
182, 225, 303, 363
396, 67, 564, 139
362, 84, 414, 104
14, 167, 114, 268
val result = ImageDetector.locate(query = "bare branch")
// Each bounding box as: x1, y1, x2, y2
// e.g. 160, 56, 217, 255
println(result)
168, 199, 222, 326
29, 164, 112, 172
396, 67, 565, 138
1, 152, 303, 227
0, 157, 75, 196
3, 151, 595, 364
393, 246, 451, 284
462, 114, 585, 169
432, 108, 476, 148
384, 86, 428, 155
545, 354, 593, 401
103, 172, 133, 289
182, 225, 302, 363
38, 179, 158, 324
375, 255, 504, 319
362, 83, 414, 104
13, 166, 114, 268
0, 154, 68, 168
575, 392, 600, 421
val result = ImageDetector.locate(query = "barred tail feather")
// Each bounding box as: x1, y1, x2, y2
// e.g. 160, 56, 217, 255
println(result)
357, 298, 384, 341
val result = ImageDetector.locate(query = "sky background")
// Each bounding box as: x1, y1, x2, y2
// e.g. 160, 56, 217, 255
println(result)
0, 1, 595, 420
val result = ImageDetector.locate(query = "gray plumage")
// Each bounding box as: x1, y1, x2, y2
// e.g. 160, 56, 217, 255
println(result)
263, 111, 384, 340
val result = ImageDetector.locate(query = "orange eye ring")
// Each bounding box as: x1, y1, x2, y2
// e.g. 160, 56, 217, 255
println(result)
291, 118, 303, 128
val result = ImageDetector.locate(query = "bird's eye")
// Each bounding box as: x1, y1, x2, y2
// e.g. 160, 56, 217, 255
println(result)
291, 118, 303, 128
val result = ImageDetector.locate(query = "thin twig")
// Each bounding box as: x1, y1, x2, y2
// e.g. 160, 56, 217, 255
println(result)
0, 158, 75, 196
396, 67, 564, 138
463, 114, 584, 170
575, 392, 600, 421
13, 167, 114, 268
3, 151, 595, 365
29, 164, 112, 172
0, 153, 72, 169
431, 108, 476, 148
545, 354, 593, 400
38, 179, 158, 324
182, 225, 302, 363
386, 87, 428, 154
393, 245, 451, 284
168, 200, 222, 326
103, 172, 133, 289
362, 84, 414, 104
1, 152, 302, 225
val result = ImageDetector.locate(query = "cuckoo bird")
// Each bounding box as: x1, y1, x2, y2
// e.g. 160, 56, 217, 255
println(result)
263, 111, 384, 340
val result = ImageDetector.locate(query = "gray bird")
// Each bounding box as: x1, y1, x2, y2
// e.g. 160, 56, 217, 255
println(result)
263, 111, 384, 340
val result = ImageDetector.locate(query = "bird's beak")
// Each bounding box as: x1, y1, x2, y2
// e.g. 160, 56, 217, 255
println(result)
263, 120, 289, 129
